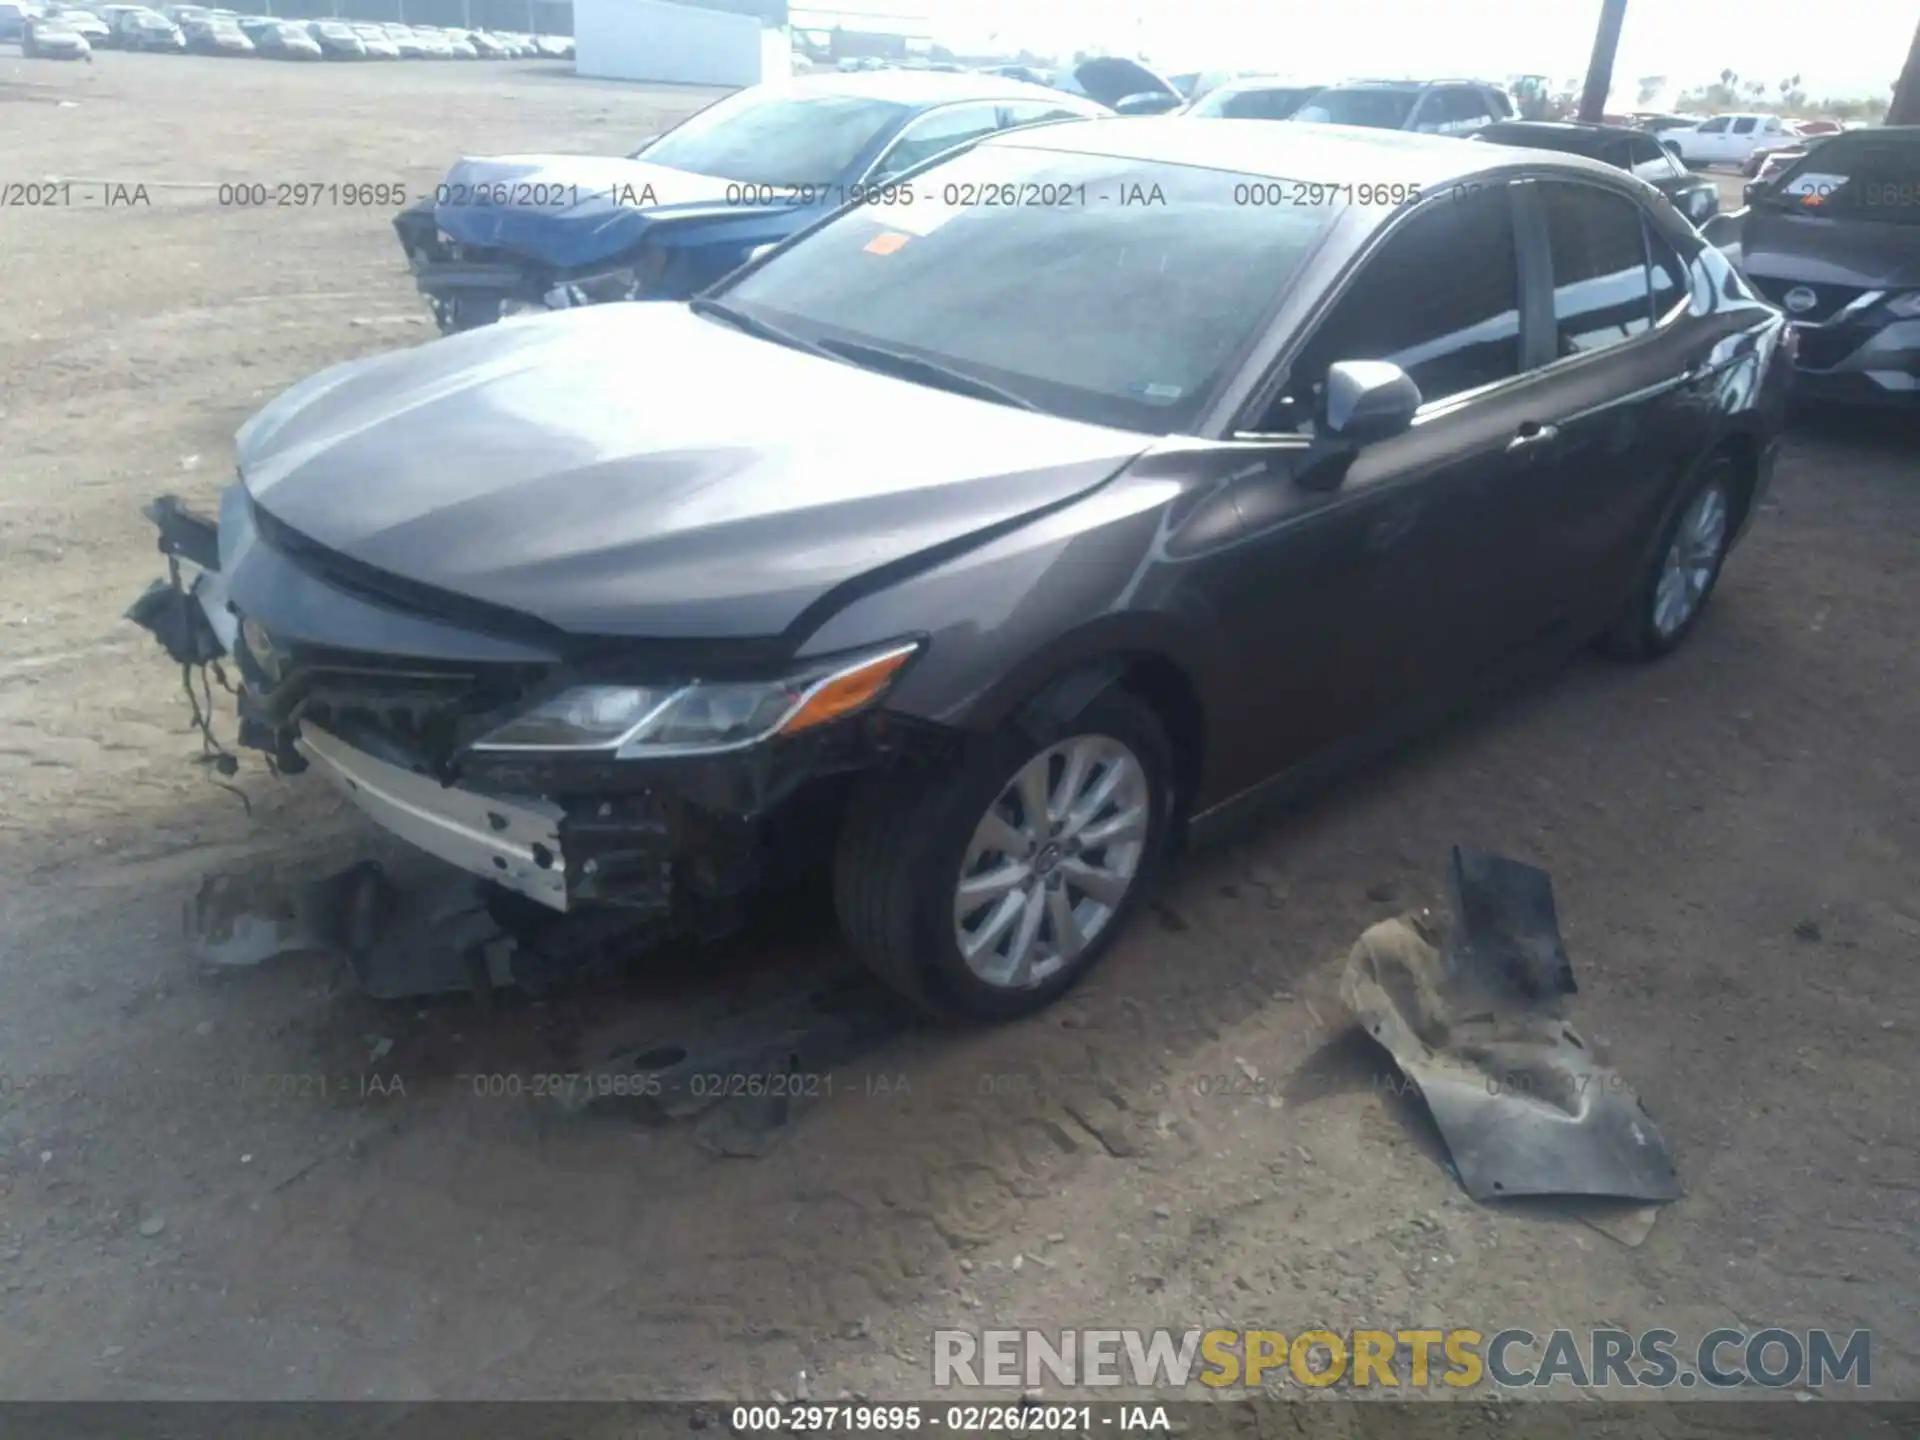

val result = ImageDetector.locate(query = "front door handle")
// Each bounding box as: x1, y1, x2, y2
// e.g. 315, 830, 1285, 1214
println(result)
1506, 421, 1560, 452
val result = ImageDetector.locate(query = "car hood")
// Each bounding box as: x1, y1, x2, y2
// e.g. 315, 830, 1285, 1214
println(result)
432, 154, 800, 269
235, 303, 1148, 639
1066, 56, 1183, 106
1740, 206, 1920, 289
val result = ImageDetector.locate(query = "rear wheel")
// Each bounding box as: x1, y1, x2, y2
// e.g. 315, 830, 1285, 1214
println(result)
834, 688, 1173, 1021
1599, 455, 1737, 660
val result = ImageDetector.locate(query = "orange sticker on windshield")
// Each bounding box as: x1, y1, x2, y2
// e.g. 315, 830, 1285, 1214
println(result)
863, 231, 910, 255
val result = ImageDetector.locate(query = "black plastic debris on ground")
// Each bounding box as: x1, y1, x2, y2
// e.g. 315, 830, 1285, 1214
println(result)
186, 854, 913, 1156
566, 972, 912, 1156
1341, 847, 1683, 1208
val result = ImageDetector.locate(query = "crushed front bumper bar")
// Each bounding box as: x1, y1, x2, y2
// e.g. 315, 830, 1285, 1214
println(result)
297, 724, 573, 910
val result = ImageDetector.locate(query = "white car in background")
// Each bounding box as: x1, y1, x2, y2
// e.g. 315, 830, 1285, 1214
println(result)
1665, 112, 1799, 169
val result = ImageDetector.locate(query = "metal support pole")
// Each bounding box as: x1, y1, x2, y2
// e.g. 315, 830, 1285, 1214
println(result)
1890, 14, 1920, 125
1578, 0, 1627, 122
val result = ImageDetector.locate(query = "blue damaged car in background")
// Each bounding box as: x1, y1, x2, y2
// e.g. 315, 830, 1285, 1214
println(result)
391, 65, 1179, 332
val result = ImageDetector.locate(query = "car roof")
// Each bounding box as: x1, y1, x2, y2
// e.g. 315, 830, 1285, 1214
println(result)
782, 68, 1090, 108
979, 115, 1591, 187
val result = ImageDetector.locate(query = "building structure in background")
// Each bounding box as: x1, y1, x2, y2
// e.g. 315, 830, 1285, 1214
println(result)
574, 0, 788, 84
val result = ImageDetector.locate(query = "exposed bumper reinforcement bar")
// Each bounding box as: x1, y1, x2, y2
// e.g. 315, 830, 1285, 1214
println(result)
297, 723, 572, 912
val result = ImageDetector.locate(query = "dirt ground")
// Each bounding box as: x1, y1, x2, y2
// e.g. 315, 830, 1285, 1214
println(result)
1, 52, 1917, 1404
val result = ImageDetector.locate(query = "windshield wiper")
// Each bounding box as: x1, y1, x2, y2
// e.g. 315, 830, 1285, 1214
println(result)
813, 337, 1043, 412
687, 297, 833, 359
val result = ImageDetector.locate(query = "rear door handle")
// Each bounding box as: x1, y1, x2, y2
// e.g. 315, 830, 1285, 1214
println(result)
1506, 421, 1560, 452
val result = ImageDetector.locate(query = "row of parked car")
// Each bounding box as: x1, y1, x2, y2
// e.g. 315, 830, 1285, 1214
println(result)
129, 64, 1920, 1019
0, 0, 570, 60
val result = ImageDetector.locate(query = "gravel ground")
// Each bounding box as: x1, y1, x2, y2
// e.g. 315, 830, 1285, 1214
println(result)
1, 51, 1916, 1403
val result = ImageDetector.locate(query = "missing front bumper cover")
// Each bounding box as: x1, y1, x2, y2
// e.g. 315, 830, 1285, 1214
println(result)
123, 491, 919, 952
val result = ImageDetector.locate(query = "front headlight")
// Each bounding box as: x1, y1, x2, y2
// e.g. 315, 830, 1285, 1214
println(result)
1886, 291, 1920, 320
471, 640, 921, 757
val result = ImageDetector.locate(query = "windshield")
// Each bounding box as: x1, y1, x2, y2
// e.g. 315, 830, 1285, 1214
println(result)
1292, 87, 1419, 128
715, 144, 1342, 433
1762, 133, 1920, 225
640, 89, 910, 187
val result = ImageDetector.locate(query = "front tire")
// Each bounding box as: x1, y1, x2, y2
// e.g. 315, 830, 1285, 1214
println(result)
1599, 455, 1737, 660
834, 688, 1174, 1021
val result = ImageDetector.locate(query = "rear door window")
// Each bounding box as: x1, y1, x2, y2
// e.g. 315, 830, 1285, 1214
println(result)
1450, 88, 1496, 132
1539, 182, 1656, 356
1647, 228, 1687, 317
1730, 116, 1757, 135
1628, 134, 1685, 183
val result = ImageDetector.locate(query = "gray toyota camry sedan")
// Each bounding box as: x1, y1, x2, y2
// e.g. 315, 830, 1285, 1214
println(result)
128, 118, 1794, 1020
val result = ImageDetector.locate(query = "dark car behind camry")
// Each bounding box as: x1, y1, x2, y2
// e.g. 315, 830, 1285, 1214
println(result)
1721, 126, 1920, 408
128, 119, 1792, 1020
1473, 120, 1719, 227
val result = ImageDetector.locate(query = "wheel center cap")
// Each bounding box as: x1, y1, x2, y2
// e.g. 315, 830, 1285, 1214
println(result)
1034, 843, 1062, 875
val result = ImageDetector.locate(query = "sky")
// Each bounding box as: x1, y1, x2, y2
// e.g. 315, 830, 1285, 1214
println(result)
899, 0, 1911, 100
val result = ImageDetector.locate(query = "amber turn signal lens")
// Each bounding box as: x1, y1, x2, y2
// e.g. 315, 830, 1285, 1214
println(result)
779, 645, 918, 736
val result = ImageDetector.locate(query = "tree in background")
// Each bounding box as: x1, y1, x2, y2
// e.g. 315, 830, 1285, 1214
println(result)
1891, 15, 1920, 124
1635, 73, 1666, 105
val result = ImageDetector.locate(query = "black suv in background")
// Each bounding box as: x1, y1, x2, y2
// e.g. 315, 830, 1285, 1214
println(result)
1291, 78, 1513, 135
1723, 125, 1920, 408
1474, 120, 1720, 226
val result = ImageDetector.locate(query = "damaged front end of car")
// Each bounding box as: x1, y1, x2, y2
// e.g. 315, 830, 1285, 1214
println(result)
392, 156, 797, 334
125, 487, 934, 968
394, 206, 680, 334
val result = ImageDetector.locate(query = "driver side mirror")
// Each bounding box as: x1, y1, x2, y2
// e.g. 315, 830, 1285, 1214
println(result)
1292, 361, 1421, 492
1321, 360, 1422, 441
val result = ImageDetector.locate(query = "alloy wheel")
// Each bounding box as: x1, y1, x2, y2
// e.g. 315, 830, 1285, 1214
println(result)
952, 735, 1152, 990
1652, 481, 1730, 639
